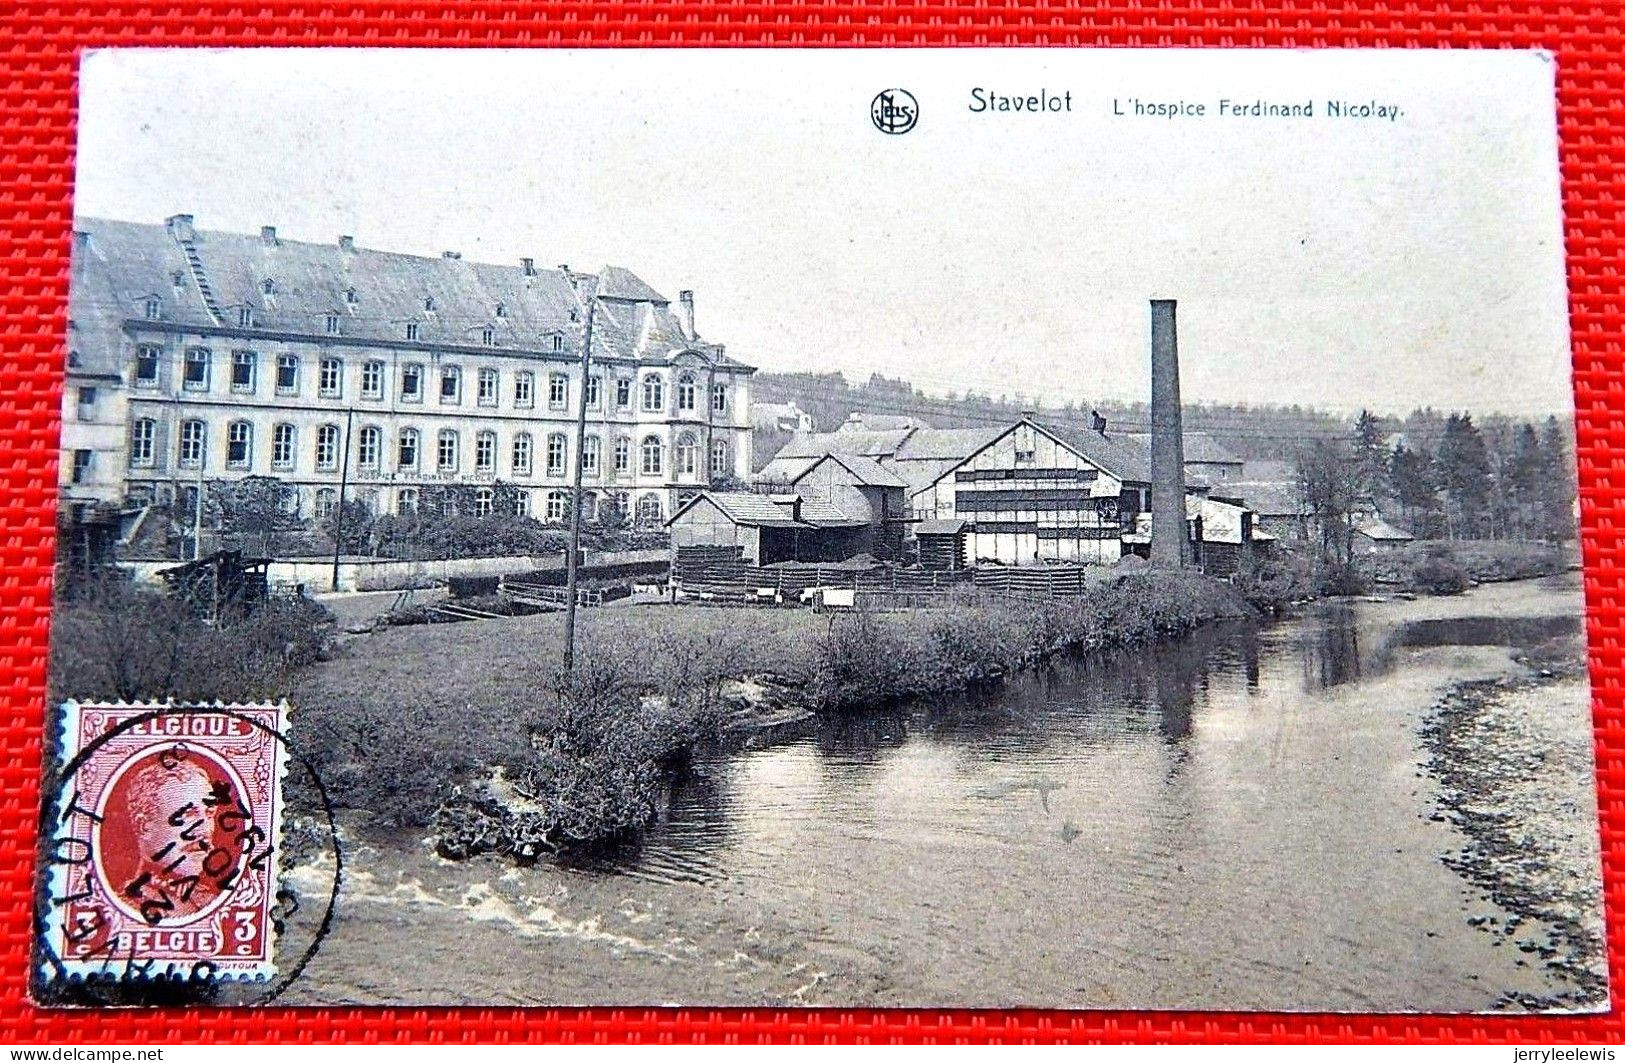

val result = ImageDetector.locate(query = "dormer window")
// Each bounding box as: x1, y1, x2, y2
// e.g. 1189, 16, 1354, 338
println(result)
552, 335, 564, 352
423, 297, 435, 313
345, 287, 358, 306
143, 297, 161, 321
405, 322, 420, 341
481, 327, 495, 346
238, 306, 255, 328
171, 270, 186, 290
262, 278, 276, 296
325, 313, 341, 335
570, 309, 580, 323
494, 302, 506, 318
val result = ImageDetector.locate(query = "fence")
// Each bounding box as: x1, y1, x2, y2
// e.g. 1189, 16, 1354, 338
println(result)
971, 565, 1095, 598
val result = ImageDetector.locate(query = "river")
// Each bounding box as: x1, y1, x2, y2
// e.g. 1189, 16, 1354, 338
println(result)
284, 575, 1605, 1011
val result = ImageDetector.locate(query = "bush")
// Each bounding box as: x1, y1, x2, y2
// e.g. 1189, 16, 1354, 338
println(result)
49, 577, 334, 705
1316, 563, 1370, 597
1235, 556, 1303, 615
1411, 547, 1472, 596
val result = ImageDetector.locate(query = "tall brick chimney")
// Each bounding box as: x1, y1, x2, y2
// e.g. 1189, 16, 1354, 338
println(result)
678, 290, 696, 340
1149, 298, 1189, 569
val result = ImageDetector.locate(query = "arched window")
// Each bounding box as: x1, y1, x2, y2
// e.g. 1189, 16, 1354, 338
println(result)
357, 426, 382, 471
437, 429, 459, 472
614, 436, 631, 474
635, 493, 663, 526
546, 433, 568, 477
675, 431, 699, 478
582, 435, 601, 476
475, 487, 494, 517
183, 347, 210, 390
315, 424, 340, 471
513, 490, 531, 518
640, 435, 664, 476
272, 423, 296, 470
179, 420, 206, 468
439, 365, 460, 403
641, 374, 664, 412
319, 357, 343, 397
398, 428, 420, 470
314, 488, 336, 519
475, 430, 497, 474
512, 432, 533, 476
545, 490, 569, 523
397, 487, 419, 515
129, 418, 156, 468
226, 421, 253, 468
711, 382, 727, 413
676, 372, 697, 412
710, 437, 730, 477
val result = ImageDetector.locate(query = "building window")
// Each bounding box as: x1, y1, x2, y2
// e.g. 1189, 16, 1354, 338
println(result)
514, 371, 534, 409
513, 490, 530, 518
398, 428, 420, 470
711, 437, 730, 477
183, 347, 210, 391
134, 344, 161, 387
641, 375, 664, 412
616, 378, 632, 408
262, 278, 276, 297
582, 435, 601, 476
640, 435, 664, 476
231, 350, 256, 393
676, 372, 697, 413
481, 327, 495, 347
494, 302, 506, 319
551, 335, 564, 352
361, 360, 385, 399
477, 367, 498, 407
548, 373, 569, 410
129, 419, 156, 468
76, 387, 97, 417
635, 493, 663, 526
676, 431, 699, 478
319, 357, 343, 398
424, 296, 435, 312
712, 383, 727, 413
475, 431, 496, 475
614, 436, 631, 474
586, 375, 602, 409
475, 487, 494, 518
71, 449, 94, 484
397, 487, 418, 515
546, 433, 567, 477
238, 306, 255, 328
358, 426, 382, 471
325, 313, 341, 335
440, 366, 461, 404
226, 421, 252, 469
345, 287, 358, 307
144, 297, 161, 320
437, 429, 459, 472
401, 363, 423, 402
272, 423, 296, 470
179, 420, 206, 469
315, 424, 340, 471
314, 488, 337, 520
405, 322, 420, 341
512, 433, 533, 476
545, 490, 568, 523
276, 354, 299, 394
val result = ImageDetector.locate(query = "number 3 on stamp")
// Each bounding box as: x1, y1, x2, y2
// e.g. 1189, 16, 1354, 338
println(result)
40, 702, 290, 982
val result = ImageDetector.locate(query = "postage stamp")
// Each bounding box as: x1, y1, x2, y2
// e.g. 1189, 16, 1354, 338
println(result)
39, 702, 289, 984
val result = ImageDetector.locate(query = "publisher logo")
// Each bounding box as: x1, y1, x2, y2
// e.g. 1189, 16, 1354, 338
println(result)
871, 89, 919, 135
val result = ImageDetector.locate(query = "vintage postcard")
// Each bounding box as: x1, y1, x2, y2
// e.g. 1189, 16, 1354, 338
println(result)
40, 47, 1600, 1011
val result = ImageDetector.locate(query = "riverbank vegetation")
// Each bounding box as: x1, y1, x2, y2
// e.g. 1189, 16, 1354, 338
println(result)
286, 570, 1251, 858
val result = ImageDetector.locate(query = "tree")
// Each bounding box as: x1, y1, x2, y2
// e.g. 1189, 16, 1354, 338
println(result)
1390, 441, 1439, 535
1537, 415, 1577, 541
204, 476, 302, 556
1296, 439, 1362, 571
1434, 413, 1492, 538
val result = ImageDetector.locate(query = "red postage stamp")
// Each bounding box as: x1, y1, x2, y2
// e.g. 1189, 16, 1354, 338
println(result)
39, 702, 289, 984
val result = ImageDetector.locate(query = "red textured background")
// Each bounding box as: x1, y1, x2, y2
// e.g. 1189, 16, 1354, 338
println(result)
2, 0, 1622, 1046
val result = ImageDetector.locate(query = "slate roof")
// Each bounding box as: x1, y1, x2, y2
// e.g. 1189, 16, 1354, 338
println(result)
1032, 420, 1154, 484
1355, 517, 1415, 542
1228, 481, 1309, 517
817, 453, 909, 489
1117, 430, 1243, 467
892, 426, 1005, 461
754, 455, 823, 484
773, 428, 917, 460
668, 490, 865, 529
68, 216, 752, 375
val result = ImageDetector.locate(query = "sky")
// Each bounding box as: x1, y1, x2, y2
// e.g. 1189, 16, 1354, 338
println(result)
73, 48, 1573, 418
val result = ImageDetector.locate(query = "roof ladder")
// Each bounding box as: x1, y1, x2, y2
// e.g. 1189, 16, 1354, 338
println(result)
173, 236, 224, 325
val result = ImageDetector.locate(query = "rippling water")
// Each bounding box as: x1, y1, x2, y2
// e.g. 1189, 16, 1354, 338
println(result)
584, 588, 1584, 1008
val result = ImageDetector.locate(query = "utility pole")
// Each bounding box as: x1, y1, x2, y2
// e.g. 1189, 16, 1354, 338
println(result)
191, 448, 205, 562
562, 276, 600, 673
330, 406, 354, 592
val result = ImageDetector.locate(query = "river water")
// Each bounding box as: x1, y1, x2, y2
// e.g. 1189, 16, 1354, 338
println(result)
291, 577, 1601, 1010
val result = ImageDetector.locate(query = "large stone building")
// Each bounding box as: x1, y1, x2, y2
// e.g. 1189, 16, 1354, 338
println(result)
60, 215, 755, 529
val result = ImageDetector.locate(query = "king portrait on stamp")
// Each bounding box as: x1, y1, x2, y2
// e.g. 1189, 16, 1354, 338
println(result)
40, 702, 289, 984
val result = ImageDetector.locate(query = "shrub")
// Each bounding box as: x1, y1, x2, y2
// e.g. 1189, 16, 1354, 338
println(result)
1234, 556, 1303, 615
1316, 563, 1370, 597
1412, 555, 1471, 595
